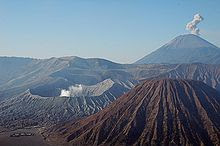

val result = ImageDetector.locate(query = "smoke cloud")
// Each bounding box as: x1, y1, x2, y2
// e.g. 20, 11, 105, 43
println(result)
60, 84, 83, 97
186, 14, 204, 35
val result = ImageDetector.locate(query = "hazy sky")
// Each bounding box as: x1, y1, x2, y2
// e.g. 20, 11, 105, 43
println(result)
0, 0, 220, 63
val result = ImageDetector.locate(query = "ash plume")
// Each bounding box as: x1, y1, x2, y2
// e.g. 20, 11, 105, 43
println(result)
186, 14, 204, 35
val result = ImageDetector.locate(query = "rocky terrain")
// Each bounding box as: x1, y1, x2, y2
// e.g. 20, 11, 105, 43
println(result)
1, 57, 220, 131
0, 57, 178, 130
0, 79, 129, 129
46, 79, 220, 146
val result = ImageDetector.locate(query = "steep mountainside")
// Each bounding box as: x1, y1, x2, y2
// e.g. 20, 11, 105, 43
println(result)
46, 79, 220, 146
135, 34, 220, 64
0, 79, 129, 129
156, 63, 220, 91
0, 57, 70, 101
0, 57, 34, 85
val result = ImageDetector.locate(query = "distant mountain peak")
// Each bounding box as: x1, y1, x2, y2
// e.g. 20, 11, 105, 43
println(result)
135, 34, 220, 64
164, 34, 218, 49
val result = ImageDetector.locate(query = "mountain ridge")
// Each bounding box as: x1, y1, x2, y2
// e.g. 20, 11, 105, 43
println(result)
0, 56, 176, 101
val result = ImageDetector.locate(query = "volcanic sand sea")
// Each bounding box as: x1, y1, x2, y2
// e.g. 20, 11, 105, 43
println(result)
0, 127, 50, 146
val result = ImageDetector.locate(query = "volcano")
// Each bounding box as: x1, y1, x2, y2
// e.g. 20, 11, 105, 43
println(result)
135, 34, 220, 64
0, 79, 130, 128
46, 79, 220, 146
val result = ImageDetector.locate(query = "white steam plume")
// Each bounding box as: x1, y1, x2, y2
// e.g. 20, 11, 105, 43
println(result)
186, 14, 204, 35
60, 84, 83, 97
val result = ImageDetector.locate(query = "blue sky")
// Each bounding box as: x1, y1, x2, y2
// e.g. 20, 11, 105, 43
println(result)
0, 0, 219, 63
